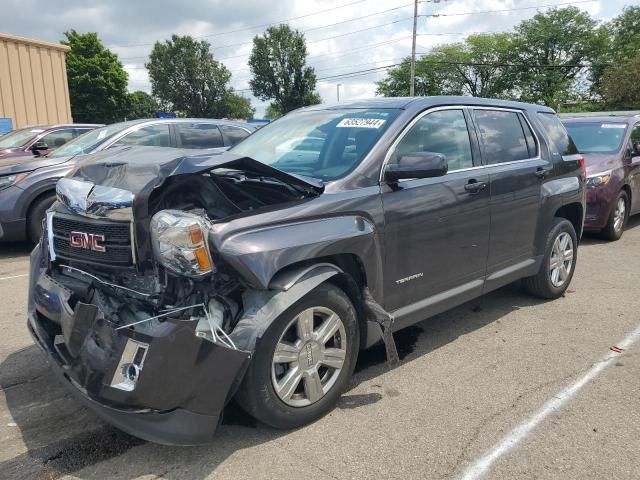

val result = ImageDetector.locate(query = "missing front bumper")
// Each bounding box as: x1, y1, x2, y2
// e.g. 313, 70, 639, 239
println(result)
28, 255, 252, 445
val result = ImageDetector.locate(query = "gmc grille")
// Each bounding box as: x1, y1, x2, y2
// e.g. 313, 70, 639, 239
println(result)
51, 214, 133, 268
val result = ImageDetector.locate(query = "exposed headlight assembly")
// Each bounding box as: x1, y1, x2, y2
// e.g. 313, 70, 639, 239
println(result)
587, 170, 612, 187
0, 172, 29, 191
150, 210, 214, 277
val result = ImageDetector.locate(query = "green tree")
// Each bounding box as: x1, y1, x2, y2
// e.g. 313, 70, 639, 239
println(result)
512, 7, 600, 107
264, 104, 283, 120
62, 30, 129, 123
376, 55, 463, 97
249, 25, 321, 115
609, 6, 640, 61
146, 35, 254, 119
125, 91, 160, 120
377, 33, 515, 98
599, 55, 640, 110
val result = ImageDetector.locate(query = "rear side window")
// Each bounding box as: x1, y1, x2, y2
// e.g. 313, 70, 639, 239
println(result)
537, 112, 578, 156
179, 123, 224, 149
220, 125, 250, 146
473, 110, 533, 164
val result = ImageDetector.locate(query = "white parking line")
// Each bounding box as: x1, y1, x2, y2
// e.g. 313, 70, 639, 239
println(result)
460, 322, 640, 480
0, 273, 28, 282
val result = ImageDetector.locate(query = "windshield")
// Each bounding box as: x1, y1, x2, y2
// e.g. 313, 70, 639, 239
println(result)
564, 122, 628, 154
48, 124, 124, 158
230, 108, 401, 180
0, 127, 44, 149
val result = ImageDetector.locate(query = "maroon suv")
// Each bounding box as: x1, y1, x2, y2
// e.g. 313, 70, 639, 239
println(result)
0, 123, 102, 160
563, 115, 640, 240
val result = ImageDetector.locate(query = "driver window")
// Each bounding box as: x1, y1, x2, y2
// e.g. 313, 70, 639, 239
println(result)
394, 109, 473, 171
631, 124, 640, 155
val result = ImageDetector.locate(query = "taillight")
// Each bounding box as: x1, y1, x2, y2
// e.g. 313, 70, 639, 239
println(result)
578, 155, 586, 179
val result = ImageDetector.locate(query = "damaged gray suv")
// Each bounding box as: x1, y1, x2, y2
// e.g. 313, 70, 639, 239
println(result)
28, 97, 586, 445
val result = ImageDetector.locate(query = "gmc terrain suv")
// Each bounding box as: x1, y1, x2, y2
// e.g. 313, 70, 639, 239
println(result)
28, 97, 585, 445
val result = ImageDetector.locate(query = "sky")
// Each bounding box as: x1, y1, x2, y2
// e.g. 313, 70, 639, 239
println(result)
0, 0, 634, 117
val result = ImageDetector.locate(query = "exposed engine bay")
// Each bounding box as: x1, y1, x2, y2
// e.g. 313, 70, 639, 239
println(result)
45, 165, 319, 353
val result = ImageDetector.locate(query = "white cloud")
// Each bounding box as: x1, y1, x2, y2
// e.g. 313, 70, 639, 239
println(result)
0, 0, 631, 117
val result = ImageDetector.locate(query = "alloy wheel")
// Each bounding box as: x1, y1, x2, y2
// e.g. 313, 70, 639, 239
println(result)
271, 306, 347, 407
549, 232, 574, 288
613, 197, 626, 233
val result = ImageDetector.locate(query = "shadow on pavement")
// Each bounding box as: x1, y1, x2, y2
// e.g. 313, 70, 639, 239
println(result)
0, 282, 546, 479
0, 242, 33, 260
580, 215, 640, 246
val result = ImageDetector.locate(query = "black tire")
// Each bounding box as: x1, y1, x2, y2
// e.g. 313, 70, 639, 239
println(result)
27, 194, 56, 243
523, 218, 578, 299
235, 282, 359, 429
601, 190, 628, 241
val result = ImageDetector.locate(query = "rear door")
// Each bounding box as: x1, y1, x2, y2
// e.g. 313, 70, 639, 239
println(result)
470, 108, 548, 283
381, 107, 490, 315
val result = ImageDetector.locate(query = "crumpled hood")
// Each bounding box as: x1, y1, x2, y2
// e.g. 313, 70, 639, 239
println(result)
67, 146, 324, 217
582, 153, 619, 175
0, 153, 73, 176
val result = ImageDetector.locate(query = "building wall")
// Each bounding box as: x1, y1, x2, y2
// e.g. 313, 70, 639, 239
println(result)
0, 33, 71, 129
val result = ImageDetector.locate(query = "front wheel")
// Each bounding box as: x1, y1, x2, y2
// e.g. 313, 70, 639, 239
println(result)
235, 282, 359, 429
523, 218, 578, 299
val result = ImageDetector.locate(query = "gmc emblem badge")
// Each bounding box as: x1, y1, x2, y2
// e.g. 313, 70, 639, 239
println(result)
69, 231, 106, 253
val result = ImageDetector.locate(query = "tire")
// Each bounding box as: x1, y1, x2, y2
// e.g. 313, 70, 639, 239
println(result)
523, 217, 577, 299
601, 191, 628, 241
27, 194, 56, 243
235, 282, 359, 429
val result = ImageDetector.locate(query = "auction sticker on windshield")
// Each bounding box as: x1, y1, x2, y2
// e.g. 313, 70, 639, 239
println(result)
601, 124, 627, 129
337, 118, 386, 129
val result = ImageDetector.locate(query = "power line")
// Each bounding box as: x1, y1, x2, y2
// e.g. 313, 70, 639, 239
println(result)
109, 0, 369, 48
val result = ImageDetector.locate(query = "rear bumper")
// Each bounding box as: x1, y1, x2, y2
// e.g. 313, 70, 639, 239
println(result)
27, 245, 252, 445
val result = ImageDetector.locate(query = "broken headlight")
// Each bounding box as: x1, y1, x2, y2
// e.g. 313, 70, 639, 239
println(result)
150, 210, 214, 277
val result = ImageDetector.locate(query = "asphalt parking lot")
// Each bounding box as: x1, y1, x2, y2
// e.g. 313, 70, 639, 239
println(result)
1, 219, 639, 480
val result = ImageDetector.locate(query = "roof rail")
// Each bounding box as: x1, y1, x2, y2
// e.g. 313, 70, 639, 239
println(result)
558, 111, 640, 119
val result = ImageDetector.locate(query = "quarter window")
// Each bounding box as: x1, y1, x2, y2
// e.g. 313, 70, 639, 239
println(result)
473, 110, 533, 164
220, 125, 250, 146
179, 123, 224, 149
394, 109, 474, 171
537, 112, 578, 156
112, 124, 170, 148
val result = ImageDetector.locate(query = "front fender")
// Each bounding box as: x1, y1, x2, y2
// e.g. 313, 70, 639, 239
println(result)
215, 215, 382, 295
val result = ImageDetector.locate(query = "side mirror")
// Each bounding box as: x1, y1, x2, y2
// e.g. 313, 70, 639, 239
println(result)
30, 141, 49, 155
384, 152, 448, 182
633, 141, 640, 156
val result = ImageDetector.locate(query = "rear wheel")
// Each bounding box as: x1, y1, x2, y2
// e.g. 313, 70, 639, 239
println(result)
523, 218, 577, 299
601, 191, 628, 241
27, 193, 56, 243
235, 283, 359, 429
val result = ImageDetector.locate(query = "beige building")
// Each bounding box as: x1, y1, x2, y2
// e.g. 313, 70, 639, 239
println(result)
0, 33, 72, 130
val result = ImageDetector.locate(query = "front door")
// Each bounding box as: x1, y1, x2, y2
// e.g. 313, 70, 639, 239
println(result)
381, 108, 490, 315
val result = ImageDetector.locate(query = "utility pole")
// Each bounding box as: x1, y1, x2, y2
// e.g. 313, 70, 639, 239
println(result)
337, 83, 342, 102
410, 0, 418, 97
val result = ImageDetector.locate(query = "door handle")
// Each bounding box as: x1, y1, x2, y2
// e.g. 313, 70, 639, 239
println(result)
464, 180, 487, 194
535, 166, 552, 179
